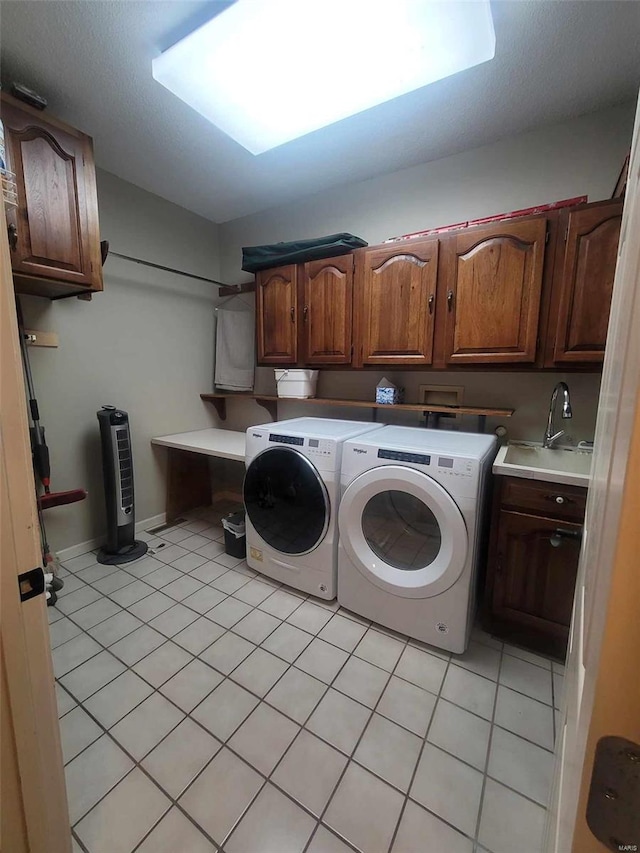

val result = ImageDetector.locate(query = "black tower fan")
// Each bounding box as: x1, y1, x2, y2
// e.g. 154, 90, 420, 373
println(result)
96, 406, 148, 564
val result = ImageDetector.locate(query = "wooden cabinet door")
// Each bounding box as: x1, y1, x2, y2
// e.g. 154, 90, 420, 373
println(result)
493, 510, 581, 646
443, 218, 547, 364
551, 201, 623, 363
2, 95, 102, 297
303, 255, 353, 364
358, 239, 438, 365
256, 264, 298, 364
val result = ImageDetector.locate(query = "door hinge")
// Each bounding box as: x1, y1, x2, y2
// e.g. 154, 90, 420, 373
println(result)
586, 735, 640, 851
18, 567, 45, 602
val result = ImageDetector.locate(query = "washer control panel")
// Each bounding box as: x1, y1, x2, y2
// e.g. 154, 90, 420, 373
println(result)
269, 433, 304, 446
307, 438, 333, 457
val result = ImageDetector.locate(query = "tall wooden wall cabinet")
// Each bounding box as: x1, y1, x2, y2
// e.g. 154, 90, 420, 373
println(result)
2, 92, 103, 299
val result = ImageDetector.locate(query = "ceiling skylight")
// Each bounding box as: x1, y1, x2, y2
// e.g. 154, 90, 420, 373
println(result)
152, 0, 496, 155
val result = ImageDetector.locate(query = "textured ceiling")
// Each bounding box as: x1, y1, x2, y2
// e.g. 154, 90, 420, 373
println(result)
1, 1, 639, 223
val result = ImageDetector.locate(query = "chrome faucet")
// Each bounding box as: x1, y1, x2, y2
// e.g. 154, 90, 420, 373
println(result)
543, 382, 573, 448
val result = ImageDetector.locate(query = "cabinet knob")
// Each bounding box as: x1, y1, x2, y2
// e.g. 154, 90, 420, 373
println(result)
290, 306, 295, 323
428, 294, 434, 314
447, 290, 454, 311
544, 493, 574, 505
7, 223, 18, 251
303, 306, 309, 322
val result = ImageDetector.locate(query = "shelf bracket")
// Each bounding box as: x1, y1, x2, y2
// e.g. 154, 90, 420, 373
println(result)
255, 397, 278, 420
207, 397, 227, 421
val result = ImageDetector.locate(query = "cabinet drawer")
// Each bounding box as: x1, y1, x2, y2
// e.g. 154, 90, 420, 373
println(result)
500, 476, 586, 521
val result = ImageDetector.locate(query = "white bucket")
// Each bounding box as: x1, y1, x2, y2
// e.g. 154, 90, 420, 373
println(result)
274, 369, 319, 398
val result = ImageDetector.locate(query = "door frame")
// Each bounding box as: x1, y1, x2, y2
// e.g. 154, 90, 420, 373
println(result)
0, 208, 71, 852
545, 91, 640, 851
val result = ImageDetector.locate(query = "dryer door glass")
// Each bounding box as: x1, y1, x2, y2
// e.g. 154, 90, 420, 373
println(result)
338, 465, 468, 599
362, 490, 441, 571
244, 447, 329, 555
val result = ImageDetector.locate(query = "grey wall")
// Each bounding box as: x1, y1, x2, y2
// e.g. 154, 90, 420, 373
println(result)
218, 103, 635, 439
20, 169, 221, 551
21, 103, 634, 551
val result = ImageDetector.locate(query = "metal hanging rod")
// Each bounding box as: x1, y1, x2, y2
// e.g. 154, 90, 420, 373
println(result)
107, 247, 232, 289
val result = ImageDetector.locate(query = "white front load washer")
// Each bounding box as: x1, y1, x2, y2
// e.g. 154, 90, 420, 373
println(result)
337, 426, 497, 652
243, 418, 380, 599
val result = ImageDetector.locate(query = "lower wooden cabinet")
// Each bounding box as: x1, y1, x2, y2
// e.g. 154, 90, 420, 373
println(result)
484, 476, 586, 658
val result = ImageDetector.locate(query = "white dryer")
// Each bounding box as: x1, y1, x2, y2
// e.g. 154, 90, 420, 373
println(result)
337, 426, 497, 653
244, 418, 380, 599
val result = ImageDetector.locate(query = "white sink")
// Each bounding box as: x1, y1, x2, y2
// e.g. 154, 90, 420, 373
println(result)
493, 441, 592, 487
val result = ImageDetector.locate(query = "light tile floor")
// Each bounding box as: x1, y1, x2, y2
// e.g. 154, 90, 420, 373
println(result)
50, 506, 565, 853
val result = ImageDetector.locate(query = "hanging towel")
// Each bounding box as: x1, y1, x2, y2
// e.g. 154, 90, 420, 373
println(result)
214, 304, 255, 391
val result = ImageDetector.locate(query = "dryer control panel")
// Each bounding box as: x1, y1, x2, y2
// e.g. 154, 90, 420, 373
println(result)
435, 456, 474, 478
378, 449, 431, 465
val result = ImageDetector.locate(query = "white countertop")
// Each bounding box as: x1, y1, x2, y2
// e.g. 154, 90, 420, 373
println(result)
151, 428, 245, 462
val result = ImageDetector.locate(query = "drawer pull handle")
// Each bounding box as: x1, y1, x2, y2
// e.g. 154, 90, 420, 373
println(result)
550, 527, 583, 547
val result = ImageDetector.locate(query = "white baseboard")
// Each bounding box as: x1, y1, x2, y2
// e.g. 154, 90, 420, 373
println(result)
137, 512, 167, 534
56, 511, 167, 562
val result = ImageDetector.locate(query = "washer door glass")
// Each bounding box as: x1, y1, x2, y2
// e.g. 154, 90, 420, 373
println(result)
244, 447, 329, 555
338, 465, 468, 599
362, 490, 442, 571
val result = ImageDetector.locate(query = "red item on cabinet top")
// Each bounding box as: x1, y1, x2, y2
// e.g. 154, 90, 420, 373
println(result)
385, 196, 588, 243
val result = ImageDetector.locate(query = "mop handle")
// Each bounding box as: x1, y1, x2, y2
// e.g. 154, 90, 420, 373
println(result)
15, 297, 51, 491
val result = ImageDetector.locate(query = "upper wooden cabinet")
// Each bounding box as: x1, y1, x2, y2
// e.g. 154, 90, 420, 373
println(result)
548, 200, 623, 364
2, 93, 103, 298
356, 239, 438, 366
303, 255, 353, 364
441, 218, 547, 364
254, 199, 621, 371
256, 256, 354, 366
256, 264, 298, 363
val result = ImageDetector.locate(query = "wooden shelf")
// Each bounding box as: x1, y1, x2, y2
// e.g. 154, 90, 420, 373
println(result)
201, 393, 513, 430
